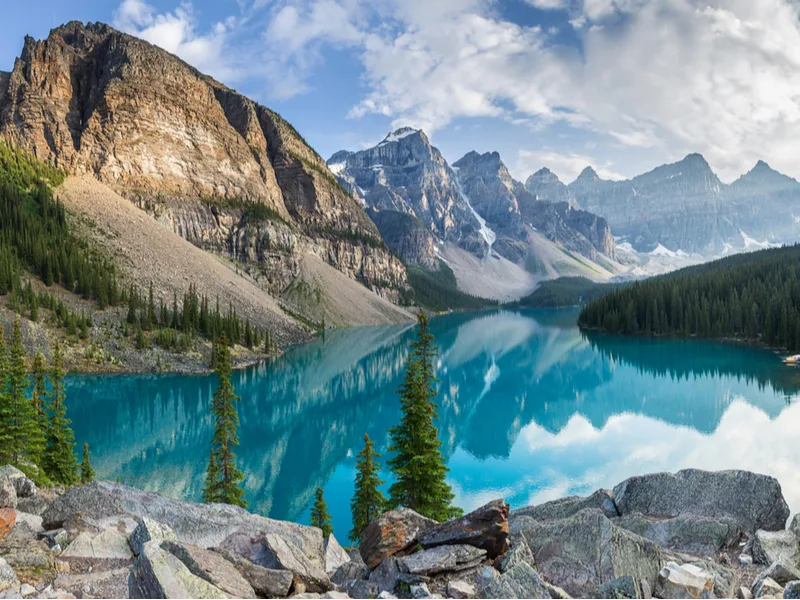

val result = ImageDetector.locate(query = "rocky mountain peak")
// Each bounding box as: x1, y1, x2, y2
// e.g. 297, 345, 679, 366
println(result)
379, 127, 425, 146
731, 159, 799, 191
575, 166, 601, 183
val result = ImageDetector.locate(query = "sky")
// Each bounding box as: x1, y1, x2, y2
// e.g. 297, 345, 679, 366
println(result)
3, 0, 800, 184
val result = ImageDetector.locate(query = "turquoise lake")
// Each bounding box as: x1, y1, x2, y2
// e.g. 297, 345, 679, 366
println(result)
64, 309, 800, 540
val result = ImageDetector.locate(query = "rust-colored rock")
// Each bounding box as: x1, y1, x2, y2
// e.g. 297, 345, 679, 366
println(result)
419, 499, 510, 558
0, 508, 15, 541
359, 509, 437, 569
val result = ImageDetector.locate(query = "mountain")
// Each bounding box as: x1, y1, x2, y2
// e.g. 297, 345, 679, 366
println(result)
329, 132, 621, 299
528, 154, 800, 257
0, 21, 408, 326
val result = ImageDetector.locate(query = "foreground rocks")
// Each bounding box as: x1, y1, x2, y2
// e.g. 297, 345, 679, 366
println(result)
0, 466, 797, 599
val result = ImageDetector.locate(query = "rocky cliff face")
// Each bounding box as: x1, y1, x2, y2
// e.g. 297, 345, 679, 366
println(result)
0, 21, 406, 298
543, 155, 800, 256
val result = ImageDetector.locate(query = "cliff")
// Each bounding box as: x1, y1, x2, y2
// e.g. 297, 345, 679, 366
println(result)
0, 21, 407, 304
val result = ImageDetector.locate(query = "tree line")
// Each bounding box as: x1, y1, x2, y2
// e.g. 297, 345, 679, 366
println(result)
578, 244, 800, 351
0, 317, 93, 486
200, 310, 462, 541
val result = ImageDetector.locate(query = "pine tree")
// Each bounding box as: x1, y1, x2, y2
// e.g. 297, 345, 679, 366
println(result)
80, 443, 95, 484
310, 487, 333, 538
202, 336, 246, 507
4, 318, 41, 465
43, 343, 78, 486
0, 324, 11, 462
31, 351, 48, 452
387, 311, 461, 521
349, 433, 386, 543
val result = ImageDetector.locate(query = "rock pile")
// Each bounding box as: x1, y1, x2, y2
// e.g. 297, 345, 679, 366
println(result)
0, 467, 798, 598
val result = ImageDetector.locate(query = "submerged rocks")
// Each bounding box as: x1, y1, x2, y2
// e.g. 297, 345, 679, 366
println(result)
359, 509, 437, 568
613, 470, 790, 533
419, 500, 509, 559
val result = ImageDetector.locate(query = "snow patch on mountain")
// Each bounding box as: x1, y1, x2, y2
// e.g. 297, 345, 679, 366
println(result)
739, 231, 773, 249
452, 167, 496, 249
328, 161, 346, 176
379, 127, 419, 146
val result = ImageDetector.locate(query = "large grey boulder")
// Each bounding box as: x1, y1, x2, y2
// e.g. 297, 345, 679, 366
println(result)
220, 529, 332, 592
53, 568, 130, 599
402, 545, 486, 576
211, 547, 293, 598
477, 562, 554, 599
331, 560, 369, 586
324, 535, 350, 574
511, 489, 618, 522
43, 481, 324, 565
613, 470, 789, 533
161, 541, 255, 598
368, 556, 408, 593
512, 508, 664, 598
130, 518, 177, 556
751, 530, 800, 566
495, 533, 534, 574
614, 512, 741, 554
61, 528, 134, 572
0, 480, 15, 510
0, 467, 35, 500
129, 540, 230, 598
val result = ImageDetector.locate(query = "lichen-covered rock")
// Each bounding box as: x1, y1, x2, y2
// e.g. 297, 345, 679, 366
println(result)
0, 467, 36, 500
53, 568, 130, 599
612, 470, 790, 533
0, 480, 16, 511
477, 562, 553, 599
210, 546, 293, 598
495, 534, 534, 574
0, 536, 56, 585
359, 509, 437, 569
614, 511, 741, 554
0, 557, 19, 592
130, 518, 177, 557
511, 489, 618, 523
0, 510, 13, 544
368, 556, 408, 593
60, 528, 134, 572
160, 541, 254, 598
514, 508, 664, 598
402, 545, 486, 576
597, 575, 639, 599
654, 562, 713, 599
128, 540, 230, 599
220, 529, 331, 592
419, 500, 509, 559
331, 560, 369, 586
751, 530, 800, 566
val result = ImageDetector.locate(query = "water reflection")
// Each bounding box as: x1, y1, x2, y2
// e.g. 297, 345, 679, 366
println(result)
66, 309, 800, 538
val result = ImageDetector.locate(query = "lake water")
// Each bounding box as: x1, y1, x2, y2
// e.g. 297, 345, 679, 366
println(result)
65, 309, 800, 540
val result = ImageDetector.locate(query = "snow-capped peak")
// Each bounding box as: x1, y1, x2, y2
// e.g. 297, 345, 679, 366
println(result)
379, 127, 422, 145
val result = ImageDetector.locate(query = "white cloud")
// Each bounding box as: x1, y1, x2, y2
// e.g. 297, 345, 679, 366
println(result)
113, 0, 241, 81
515, 149, 627, 182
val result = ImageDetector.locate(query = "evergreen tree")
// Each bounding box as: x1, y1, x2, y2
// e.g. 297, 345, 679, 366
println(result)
387, 311, 461, 521
310, 487, 333, 538
202, 336, 246, 507
4, 318, 41, 465
349, 433, 386, 543
0, 324, 11, 462
80, 443, 95, 484
31, 351, 48, 449
43, 344, 78, 486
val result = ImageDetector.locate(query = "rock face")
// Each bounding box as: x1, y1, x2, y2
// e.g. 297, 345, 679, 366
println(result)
612, 469, 790, 534
418, 500, 509, 558
0, 21, 407, 302
359, 508, 438, 568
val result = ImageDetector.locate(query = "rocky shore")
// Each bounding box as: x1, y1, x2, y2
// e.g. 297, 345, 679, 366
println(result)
0, 466, 798, 599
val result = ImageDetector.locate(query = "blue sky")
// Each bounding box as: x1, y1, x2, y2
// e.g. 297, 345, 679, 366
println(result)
4, 0, 800, 183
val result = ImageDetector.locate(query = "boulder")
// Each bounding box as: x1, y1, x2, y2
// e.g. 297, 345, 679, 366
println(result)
753, 576, 783, 598
0, 480, 16, 510
331, 560, 369, 586
613, 470, 789, 533
614, 512, 741, 554
0, 557, 19, 592
446, 580, 476, 599
739, 586, 754, 599
784, 580, 800, 598
597, 576, 639, 599
402, 545, 486, 576
511, 489, 618, 522
418, 501, 509, 559
495, 534, 534, 574
345, 579, 380, 599
220, 529, 332, 592
60, 528, 134, 572
759, 562, 800, 586
52, 568, 130, 599
210, 547, 293, 598
0, 536, 56, 585
751, 530, 800, 566
39, 529, 68, 550
160, 540, 254, 598
0, 510, 15, 542
514, 508, 664, 598
128, 540, 230, 599
10, 513, 42, 539
477, 562, 553, 599
654, 562, 714, 599
0, 467, 36, 499
368, 556, 408, 593
359, 509, 437, 568
130, 518, 177, 557
42, 481, 324, 563
324, 535, 350, 574
16, 488, 60, 517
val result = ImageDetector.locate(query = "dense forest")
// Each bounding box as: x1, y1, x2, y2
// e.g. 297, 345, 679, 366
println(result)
403, 260, 497, 312
514, 277, 622, 308
578, 244, 800, 352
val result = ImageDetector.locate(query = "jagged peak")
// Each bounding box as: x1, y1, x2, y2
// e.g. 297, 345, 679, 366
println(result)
379, 127, 425, 145
453, 150, 503, 169
576, 166, 599, 181
680, 153, 711, 168
529, 167, 562, 184
732, 159, 799, 188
